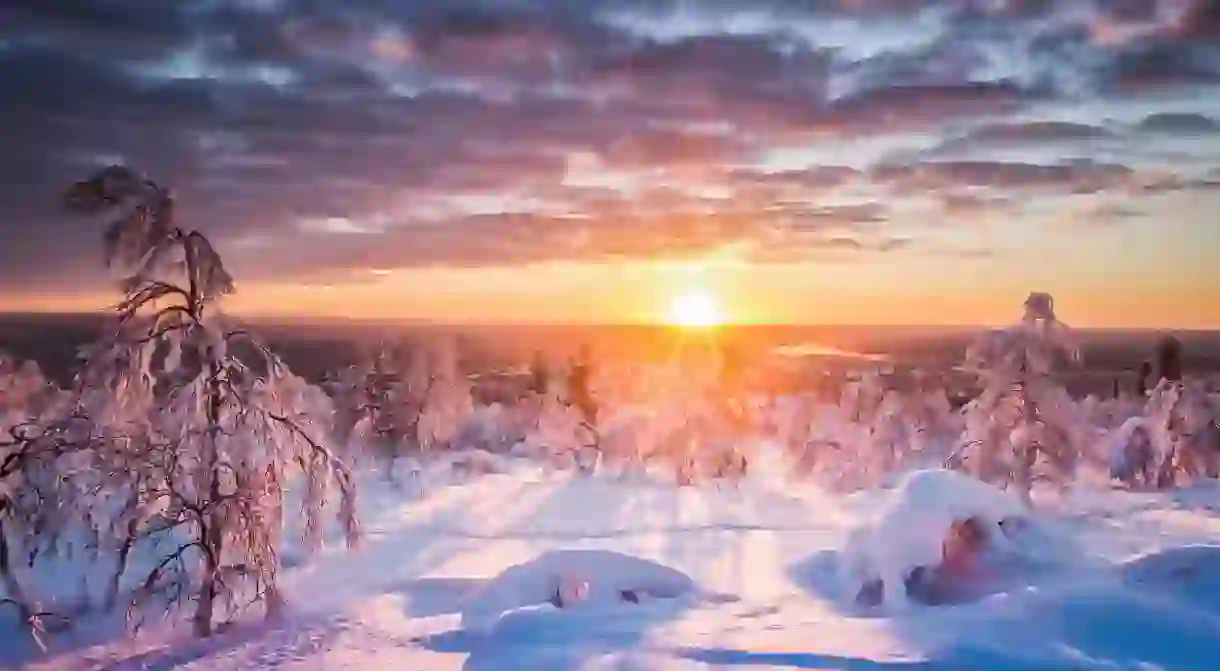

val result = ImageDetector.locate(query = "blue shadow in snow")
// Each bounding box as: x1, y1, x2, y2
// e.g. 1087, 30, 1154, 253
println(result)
679, 582, 1220, 670
418, 597, 696, 671
677, 646, 1052, 670
782, 543, 1220, 669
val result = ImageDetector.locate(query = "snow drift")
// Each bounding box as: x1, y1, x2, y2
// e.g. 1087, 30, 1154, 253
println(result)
460, 550, 696, 633
838, 468, 1029, 609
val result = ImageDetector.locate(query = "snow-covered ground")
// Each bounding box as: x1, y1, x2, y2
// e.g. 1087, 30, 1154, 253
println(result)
13, 456, 1220, 670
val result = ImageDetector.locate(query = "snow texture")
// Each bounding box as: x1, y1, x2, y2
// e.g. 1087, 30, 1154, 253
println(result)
8, 463, 1220, 670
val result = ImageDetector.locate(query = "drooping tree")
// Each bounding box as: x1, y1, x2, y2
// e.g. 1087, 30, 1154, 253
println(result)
63, 166, 359, 636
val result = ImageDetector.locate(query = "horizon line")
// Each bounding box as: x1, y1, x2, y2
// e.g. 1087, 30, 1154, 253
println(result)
0, 310, 1209, 333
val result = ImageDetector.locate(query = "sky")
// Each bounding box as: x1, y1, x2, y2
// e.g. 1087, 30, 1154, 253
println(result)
1, 0, 1219, 327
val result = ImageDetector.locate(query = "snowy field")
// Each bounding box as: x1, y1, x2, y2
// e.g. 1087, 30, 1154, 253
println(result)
11, 456, 1220, 671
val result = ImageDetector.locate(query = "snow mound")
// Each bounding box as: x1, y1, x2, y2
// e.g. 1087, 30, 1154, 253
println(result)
839, 468, 1028, 609
460, 550, 696, 633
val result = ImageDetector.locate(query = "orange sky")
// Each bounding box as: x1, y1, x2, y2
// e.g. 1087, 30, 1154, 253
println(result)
5, 258, 1218, 329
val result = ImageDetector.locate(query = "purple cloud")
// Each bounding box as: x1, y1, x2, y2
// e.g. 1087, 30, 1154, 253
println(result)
0, 0, 1216, 292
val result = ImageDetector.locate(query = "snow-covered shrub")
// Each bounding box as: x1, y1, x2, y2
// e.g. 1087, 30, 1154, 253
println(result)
1104, 417, 1155, 488
838, 468, 1026, 611
63, 166, 360, 637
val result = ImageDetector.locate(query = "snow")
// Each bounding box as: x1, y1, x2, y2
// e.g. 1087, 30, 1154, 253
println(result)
458, 550, 697, 633
837, 469, 1030, 610
9, 460, 1220, 670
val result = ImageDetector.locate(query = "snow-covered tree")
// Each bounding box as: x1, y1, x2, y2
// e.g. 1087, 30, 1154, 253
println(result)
950, 292, 1083, 505
840, 371, 885, 424
866, 389, 917, 476
333, 342, 419, 476
331, 336, 475, 477
0, 356, 99, 646
63, 166, 359, 637
1144, 378, 1217, 487
415, 337, 474, 454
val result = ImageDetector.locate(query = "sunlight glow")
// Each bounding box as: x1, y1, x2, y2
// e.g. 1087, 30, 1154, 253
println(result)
665, 289, 725, 328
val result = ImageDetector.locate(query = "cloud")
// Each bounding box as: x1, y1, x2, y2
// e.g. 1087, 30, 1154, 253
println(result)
1137, 112, 1220, 134
1140, 174, 1220, 195
872, 160, 1137, 195
940, 192, 1020, 216
743, 234, 913, 264
947, 121, 1116, 147
1107, 42, 1220, 92
232, 191, 906, 282
0, 0, 1218, 293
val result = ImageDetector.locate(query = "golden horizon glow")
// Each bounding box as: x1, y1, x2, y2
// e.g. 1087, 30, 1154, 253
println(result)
665, 288, 725, 329
2, 259, 1220, 329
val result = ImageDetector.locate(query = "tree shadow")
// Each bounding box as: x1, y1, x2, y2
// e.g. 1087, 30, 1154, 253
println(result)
416, 595, 697, 671
0, 610, 131, 668
1165, 482, 1220, 518
674, 645, 1036, 670
8, 612, 347, 671
1117, 544, 1220, 614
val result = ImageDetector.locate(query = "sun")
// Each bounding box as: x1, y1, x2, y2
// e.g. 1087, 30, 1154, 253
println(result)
665, 289, 725, 329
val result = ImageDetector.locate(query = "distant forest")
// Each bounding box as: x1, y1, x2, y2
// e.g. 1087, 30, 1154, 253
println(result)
2, 313, 1218, 394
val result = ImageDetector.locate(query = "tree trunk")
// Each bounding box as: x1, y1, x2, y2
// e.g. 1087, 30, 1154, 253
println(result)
194, 360, 226, 638
193, 516, 220, 637
264, 466, 285, 623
